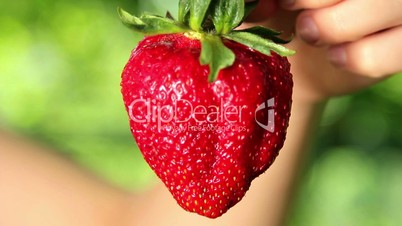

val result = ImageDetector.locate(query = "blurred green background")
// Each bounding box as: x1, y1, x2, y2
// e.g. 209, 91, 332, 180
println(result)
0, 0, 401, 225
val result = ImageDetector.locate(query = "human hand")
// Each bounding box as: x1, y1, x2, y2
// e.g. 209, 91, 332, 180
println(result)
244, 0, 402, 103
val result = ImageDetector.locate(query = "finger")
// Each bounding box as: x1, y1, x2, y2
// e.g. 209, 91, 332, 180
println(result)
280, 0, 342, 10
296, 0, 402, 45
327, 25, 402, 78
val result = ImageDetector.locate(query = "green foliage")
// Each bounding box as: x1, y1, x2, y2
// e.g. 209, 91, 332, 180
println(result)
287, 80, 402, 226
224, 30, 295, 56
178, 0, 191, 24
210, 0, 244, 34
118, 8, 187, 35
200, 34, 235, 82
188, 0, 211, 31
0, 0, 155, 189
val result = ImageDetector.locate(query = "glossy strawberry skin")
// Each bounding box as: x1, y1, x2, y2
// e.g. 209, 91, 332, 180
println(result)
121, 33, 292, 218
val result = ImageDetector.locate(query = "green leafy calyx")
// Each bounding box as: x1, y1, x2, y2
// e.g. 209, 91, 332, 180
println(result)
118, 0, 295, 82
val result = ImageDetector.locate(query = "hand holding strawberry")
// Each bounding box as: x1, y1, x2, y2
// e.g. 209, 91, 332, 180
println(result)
119, 0, 294, 218
245, 0, 402, 102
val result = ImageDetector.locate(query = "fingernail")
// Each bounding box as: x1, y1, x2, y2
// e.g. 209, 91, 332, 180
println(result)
297, 16, 320, 44
328, 45, 347, 68
280, 0, 296, 8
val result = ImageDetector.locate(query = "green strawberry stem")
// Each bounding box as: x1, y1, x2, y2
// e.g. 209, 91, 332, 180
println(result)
118, 0, 295, 82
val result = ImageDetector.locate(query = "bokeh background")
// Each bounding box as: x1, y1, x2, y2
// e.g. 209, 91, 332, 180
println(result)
1, 0, 401, 225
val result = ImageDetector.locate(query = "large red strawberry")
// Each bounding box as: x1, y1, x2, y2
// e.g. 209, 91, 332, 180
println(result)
119, 0, 294, 218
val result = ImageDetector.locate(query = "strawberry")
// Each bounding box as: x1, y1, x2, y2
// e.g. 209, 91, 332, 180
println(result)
119, 0, 294, 218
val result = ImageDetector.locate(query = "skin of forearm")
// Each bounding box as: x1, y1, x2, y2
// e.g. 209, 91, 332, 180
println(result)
0, 131, 133, 226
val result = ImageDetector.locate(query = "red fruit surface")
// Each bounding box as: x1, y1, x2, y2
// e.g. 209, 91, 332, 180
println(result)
121, 33, 293, 218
